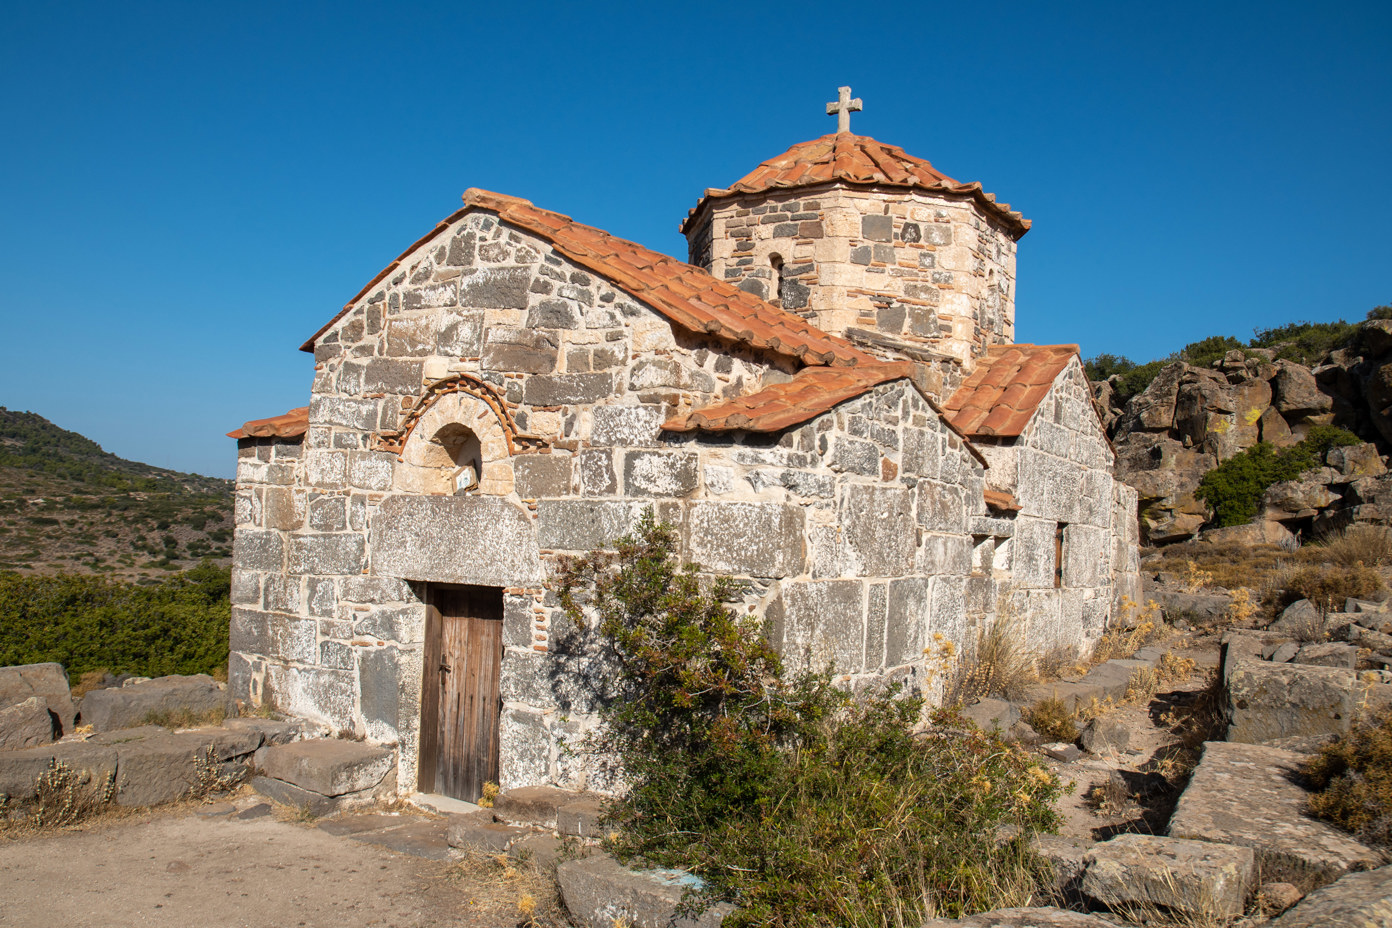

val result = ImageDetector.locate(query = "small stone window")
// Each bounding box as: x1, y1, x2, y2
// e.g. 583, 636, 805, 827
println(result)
971, 535, 993, 576
1054, 522, 1068, 588
770, 253, 784, 308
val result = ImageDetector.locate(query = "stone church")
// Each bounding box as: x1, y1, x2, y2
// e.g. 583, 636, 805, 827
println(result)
228, 91, 1140, 802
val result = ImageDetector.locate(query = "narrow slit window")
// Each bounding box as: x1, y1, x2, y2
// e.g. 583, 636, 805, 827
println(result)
770, 253, 784, 308
1054, 522, 1067, 588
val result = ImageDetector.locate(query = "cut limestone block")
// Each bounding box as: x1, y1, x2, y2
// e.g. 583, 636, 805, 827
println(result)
510, 833, 565, 869
1021, 681, 1104, 714
1226, 660, 1355, 744
558, 795, 607, 838
255, 739, 393, 797
1267, 865, 1392, 927
1081, 659, 1154, 702
90, 726, 234, 807
446, 810, 527, 853
250, 775, 339, 816
1082, 833, 1254, 920
1033, 835, 1092, 899
79, 674, 224, 732
1079, 716, 1130, 754
557, 853, 733, 928
223, 717, 305, 746
0, 697, 55, 752
0, 663, 76, 733
921, 908, 1121, 927
0, 741, 117, 804
1219, 634, 1265, 686
1168, 741, 1382, 886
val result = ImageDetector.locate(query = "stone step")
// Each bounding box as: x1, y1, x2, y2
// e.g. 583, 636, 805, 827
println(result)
79, 674, 225, 733
1167, 740, 1382, 886
1082, 833, 1255, 920
1225, 660, 1356, 744
255, 739, 394, 798
446, 809, 528, 852
557, 853, 733, 928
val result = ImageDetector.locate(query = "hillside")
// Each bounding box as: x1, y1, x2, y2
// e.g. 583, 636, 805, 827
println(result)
0, 408, 233, 579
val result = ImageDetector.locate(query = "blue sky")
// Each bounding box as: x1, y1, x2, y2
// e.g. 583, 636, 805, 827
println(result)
1, 1, 1388, 478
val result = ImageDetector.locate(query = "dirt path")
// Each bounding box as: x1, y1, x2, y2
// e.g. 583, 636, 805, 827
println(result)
0, 807, 489, 928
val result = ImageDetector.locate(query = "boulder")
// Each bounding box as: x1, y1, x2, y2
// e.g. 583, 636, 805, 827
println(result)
1152, 589, 1231, 624
1168, 741, 1382, 886
1294, 642, 1358, 669
1032, 834, 1092, 899
1201, 520, 1296, 547
1258, 882, 1304, 915
1269, 642, 1300, 664
0, 663, 76, 734
1114, 362, 1186, 436
1268, 599, 1322, 637
921, 908, 1121, 927
1263, 469, 1341, 520
1079, 716, 1130, 754
79, 674, 225, 732
1082, 833, 1254, 920
255, 739, 394, 797
1259, 406, 1296, 446
0, 697, 55, 752
556, 853, 734, 928
1112, 431, 1213, 544
1272, 360, 1333, 419
1174, 369, 1269, 461
1353, 625, 1392, 654
1267, 865, 1392, 927
1220, 634, 1266, 685
1326, 443, 1386, 479
1226, 660, 1356, 744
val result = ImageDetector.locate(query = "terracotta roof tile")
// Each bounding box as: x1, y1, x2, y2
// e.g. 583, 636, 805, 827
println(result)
227, 406, 309, 440
682, 134, 1030, 238
984, 489, 1022, 512
304, 191, 872, 370
942, 344, 1080, 438
663, 362, 913, 434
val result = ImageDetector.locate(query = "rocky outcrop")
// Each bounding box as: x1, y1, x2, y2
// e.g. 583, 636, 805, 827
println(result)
1096, 323, 1392, 543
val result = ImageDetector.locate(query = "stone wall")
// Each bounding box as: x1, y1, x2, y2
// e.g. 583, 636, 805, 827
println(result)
685, 185, 1019, 370
229, 206, 1012, 794
969, 360, 1138, 655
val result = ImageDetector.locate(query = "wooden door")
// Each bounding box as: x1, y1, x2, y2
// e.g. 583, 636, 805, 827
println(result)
418, 585, 503, 801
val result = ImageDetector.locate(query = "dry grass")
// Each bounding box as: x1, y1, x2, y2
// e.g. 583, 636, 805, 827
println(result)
946, 607, 1037, 704
1024, 697, 1078, 742
1091, 598, 1174, 665
70, 669, 109, 700
1316, 523, 1392, 567
446, 850, 566, 927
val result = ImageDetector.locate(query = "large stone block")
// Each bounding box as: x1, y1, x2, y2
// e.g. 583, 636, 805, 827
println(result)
515, 454, 572, 498
0, 662, 75, 734
590, 405, 668, 447
232, 529, 285, 573
79, 674, 226, 732
523, 372, 615, 406
460, 266, 532, 308
288, 533, 366, 576
1226, 660, 1355, 744
1267, 865, 1392, 927
557, 853, 733, 928
0, 741, 118, 803
1082, 833, 1254, 920
91, 726, 226, 807
371, 495, 542, 586
358, 646, 400, 741
884, 577, 929, 666
622, 451, 698, 497
841, 484, 915, 576
778, 580, 865, 670
1168, 741, 1382, 886
536, 499, 642, 552
482, 327, 559, 373
256, 739, 394, 797
262, 663, 356, 731
361, 358, 423, 394
687, 501, 804, 578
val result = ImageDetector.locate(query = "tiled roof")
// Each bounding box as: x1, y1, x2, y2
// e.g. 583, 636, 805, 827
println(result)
942, 344, 1079, 438
682, 134, 1030, 238
663, 362, 913, 433
304, 190, 873, 369
227, 406, 309, 440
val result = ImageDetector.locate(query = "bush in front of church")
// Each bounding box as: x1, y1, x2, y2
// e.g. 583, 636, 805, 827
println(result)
557, 512, 1063, 926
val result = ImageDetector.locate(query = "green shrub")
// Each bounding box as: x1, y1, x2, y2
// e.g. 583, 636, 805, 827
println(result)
1305, 705, 1392, 847
1179, 334, 1243, 368
1194, 426, 1360, 527
0, 562, 229, 677
1251, 319, 1358, 365
557, 513, 1061, 926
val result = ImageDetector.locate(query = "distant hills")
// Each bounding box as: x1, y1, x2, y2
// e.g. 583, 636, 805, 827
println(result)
0, 408, 233, 579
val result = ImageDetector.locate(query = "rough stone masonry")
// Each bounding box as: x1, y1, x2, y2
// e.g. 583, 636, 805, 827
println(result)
228, 103, 1139, 798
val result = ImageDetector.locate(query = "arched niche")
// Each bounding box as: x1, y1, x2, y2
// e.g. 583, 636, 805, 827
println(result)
395, 392, 515, 497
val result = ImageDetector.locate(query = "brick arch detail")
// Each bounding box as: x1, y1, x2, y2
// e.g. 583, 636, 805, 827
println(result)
373, 374, 546, 457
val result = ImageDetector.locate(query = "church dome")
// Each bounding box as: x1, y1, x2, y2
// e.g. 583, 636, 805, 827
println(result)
682, 133, 1029, 238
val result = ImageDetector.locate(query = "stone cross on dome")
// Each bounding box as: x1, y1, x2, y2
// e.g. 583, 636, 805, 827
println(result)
826, 86, 863, 134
